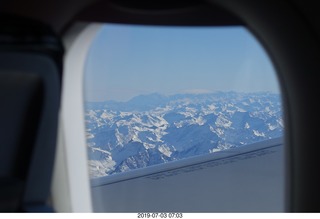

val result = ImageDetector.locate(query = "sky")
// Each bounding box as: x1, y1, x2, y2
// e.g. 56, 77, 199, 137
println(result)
84, 24, 280, 102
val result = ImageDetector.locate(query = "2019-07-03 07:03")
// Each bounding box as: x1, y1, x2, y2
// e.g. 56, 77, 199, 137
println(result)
137, 213, 183, 218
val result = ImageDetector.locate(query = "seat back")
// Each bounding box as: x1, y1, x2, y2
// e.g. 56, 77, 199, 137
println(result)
0, 15, 63, 212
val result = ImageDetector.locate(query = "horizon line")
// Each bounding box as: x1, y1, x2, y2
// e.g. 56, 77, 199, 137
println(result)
85, 90, 281, 103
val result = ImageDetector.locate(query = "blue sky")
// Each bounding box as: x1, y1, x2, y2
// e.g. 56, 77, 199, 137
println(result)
84, 24, 280, 102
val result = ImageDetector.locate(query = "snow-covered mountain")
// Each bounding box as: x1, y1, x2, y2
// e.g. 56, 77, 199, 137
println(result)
85, 92, 283, 178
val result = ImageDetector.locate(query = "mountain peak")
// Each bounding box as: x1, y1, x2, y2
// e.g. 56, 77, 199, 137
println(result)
128, 92, 167, 102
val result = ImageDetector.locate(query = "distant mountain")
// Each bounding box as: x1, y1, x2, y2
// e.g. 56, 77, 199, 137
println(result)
85, 92, 283, 178
86, 93, 169, 112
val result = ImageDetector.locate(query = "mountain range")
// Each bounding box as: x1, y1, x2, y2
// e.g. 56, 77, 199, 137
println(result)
85, 91, 283, 178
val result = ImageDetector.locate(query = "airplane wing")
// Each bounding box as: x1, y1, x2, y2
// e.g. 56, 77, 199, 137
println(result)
91, 137, 284, 212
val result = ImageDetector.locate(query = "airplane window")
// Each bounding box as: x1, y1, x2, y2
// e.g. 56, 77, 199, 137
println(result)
83, 24, 283, 179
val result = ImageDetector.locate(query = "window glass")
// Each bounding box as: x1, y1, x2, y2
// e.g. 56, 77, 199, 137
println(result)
84, 24, 283, 178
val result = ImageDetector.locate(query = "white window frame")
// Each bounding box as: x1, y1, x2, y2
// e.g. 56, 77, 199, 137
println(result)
51, 23, 103, 212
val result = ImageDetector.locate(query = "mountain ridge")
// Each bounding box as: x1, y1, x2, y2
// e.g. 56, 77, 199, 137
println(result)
85, 91, 283, 178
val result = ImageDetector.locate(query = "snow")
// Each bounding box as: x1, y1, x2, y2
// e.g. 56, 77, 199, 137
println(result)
215, 115, 232, 128
120, 112, 132, 117
193, 116, 206, 126
253, 130, 266, 137
86, 133, 94, 139
89, 146, 112, 156
85, 92, 283, 178
267, 123, 277, 131
143, 143, 155, 149
210, 148, 221, 153
89, 158, 116, 178
158, 144, 173, 157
